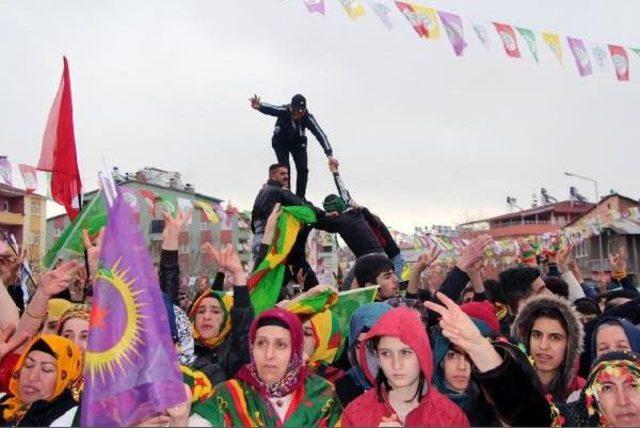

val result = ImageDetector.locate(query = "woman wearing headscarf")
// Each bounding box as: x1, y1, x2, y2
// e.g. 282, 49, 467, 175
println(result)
189, 308, 342, 427
186, 243, 254, 385
334, 302, 392, 407
341, 307, 469, 427
0, 335, 83, 427
511, 294, 585, 402
426, 292, 640, 427
431, 317, 498, 426
301, 308, 344, 382
57, 304, 90, 353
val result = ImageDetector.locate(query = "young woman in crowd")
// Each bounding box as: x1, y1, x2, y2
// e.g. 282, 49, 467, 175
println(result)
186, 243, 254, 385
341, 306, 469, 427
0, 335, 83, 427
334, 302, 392, 407
426, 292, 640, 427
56, 304, 90, 353
511, 294, 585, 402
187, 308, 342, 427
431, 316, 498, 425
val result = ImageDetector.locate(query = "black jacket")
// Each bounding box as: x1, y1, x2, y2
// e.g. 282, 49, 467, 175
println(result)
158, 250, 253, 385
361, 207, 401, 259
314, 208, 384, 258
258, 103, 332, 156
191, 286, 254, 385
251, 179, 308, 234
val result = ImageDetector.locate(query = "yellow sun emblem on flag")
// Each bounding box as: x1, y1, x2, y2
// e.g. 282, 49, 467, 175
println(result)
85, 259, 147, 384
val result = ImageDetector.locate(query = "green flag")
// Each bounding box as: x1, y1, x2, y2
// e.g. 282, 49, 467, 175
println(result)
517, 27, 538, 62
158, 195, 178, 217
332, 285, 379, 335
43, 192, 107, 268
248, 206, 317, 313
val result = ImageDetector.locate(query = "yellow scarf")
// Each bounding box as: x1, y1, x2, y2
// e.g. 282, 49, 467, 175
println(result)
189, 291, 234, 348
2, 335, 83, 424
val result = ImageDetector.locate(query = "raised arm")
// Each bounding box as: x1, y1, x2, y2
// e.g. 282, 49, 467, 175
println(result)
250, 94, 287, 116
160, 207, 192, 306
307, 113, 335, 159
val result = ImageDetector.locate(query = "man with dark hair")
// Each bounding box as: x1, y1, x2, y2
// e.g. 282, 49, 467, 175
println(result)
353, 253, 399, 300
250, 93, 339, 198
251, 164, 308, 263
497, 266, 549, 334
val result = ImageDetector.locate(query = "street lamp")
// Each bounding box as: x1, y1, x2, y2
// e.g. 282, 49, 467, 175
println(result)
564, 171, 605, 276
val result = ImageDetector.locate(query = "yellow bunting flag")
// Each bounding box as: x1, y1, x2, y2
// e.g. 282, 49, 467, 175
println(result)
413, 5, 440, 39
193, 200, 219, 224
542, 32, 563, 65
339, 0, 366, 19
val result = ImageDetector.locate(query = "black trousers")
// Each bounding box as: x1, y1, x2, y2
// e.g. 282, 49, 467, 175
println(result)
273, 144, 309, 198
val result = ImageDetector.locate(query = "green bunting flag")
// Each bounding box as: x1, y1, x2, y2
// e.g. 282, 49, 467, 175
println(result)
43, 192, 107, 268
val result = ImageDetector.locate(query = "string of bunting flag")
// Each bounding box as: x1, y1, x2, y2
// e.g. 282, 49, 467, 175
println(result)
390, 204, 640, 265
299, 0, 638, 82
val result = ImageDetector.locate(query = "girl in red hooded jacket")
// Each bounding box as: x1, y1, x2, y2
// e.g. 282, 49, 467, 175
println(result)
341, 307, 469, 427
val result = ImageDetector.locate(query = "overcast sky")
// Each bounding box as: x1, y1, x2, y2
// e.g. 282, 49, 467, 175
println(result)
2, 0, 639, 232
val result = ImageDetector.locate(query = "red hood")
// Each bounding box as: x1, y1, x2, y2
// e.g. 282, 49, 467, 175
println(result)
359, 307, 433, 384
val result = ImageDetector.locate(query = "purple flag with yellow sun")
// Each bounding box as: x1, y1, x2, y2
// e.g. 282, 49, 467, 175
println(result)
81, 192, 186, 426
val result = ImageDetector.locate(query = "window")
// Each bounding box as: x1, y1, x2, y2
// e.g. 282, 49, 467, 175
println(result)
53, 226, 64, 238
150, 219, 165, 234
31, 232, 40, 245
30, 201, 41, 216
575, 241, 589, 258
0, 200, 8, 211
199, 222, 208, 231
179, 244, 190, 254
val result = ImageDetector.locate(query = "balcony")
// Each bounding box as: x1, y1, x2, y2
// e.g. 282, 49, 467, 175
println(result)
0, 211, 24, 226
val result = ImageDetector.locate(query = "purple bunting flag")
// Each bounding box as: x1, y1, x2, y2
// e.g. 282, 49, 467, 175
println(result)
438, 11, 467, 57
567, 37, 593, 77
303, 0, 324, 15
0, 157, 12, 186
81, 192, 186, 426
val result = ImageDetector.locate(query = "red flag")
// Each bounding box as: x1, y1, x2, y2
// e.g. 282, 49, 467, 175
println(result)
37, 57, 82, 219
493, 23, 521, 58
139, 189, 157, 216
608, 45, 629, 81
18, 164, 38, 194
395, 2, 427, 38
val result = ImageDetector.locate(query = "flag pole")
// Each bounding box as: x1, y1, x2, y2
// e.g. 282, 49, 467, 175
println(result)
78, 190, 92, 288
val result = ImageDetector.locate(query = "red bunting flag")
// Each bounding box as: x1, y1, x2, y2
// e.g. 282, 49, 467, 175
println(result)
37, 57, 82, 219
395, 1, 427, 38
608, 45, 629, 81
18, 164, 38, 194
139, 189, 157, 216
493, 22, 521, 58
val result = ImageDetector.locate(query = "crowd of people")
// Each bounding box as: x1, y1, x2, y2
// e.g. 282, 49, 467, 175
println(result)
0, 94, 639, 427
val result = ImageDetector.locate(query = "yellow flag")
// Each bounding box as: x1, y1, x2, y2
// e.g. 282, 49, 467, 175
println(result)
193, 200, 219, 223
542, 32, 563, 65
413, 4, 440, 39
340, 0, 365, 19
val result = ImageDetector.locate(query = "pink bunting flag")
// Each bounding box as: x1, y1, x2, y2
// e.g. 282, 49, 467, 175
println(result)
608, 45, 629, 81
493, 23, 520, 58
567, 37, 593, 77
303, 0, 324, 15
438, 11, 467, 57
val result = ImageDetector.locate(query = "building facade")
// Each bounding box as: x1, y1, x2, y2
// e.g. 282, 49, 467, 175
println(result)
0, 184, 47, 262
457, 200, 594, 240
46, 167, 252, 277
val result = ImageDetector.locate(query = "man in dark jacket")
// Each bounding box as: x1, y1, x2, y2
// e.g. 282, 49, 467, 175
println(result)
251, 93, 339, 198
250, 163, 310, 264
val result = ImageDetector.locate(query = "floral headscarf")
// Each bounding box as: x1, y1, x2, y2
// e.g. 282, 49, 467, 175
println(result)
188, 290, 234, 349
2, 335, 83, 424
580, 351, 640, 427
56, 304, 90, 334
